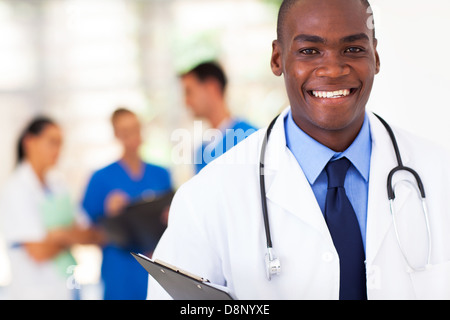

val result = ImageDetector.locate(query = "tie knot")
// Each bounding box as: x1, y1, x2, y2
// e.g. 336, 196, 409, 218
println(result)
326, 157, 351, 188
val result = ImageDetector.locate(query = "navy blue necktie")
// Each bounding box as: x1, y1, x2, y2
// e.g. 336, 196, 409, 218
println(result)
324, 157, 367, 300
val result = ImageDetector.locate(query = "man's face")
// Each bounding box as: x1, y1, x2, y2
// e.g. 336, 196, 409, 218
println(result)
113, 113, 142, 154
271, 0, 380, 147
181, 73, 211, 118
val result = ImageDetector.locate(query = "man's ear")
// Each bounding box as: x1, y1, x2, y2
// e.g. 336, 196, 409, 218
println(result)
270, 40, 283, 77
204, 78, 222, 97
373, 38, 381, 74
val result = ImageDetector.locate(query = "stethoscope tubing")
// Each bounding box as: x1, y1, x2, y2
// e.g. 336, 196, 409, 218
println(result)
260, 112, 432, 276
259, 115, 279, 250
373, 113, 426, 200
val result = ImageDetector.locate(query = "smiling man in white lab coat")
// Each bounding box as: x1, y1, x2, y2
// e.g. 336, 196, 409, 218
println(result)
147, 0, 450, 299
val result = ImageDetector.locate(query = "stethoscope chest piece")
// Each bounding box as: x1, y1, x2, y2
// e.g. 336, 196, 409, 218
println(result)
259, 112, 432, 280
265, 247, 281, 281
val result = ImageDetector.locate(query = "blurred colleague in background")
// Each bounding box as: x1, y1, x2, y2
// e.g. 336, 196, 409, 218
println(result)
180, 62, 257, 173
0, 117, 102, 300
82, 108, 172, 300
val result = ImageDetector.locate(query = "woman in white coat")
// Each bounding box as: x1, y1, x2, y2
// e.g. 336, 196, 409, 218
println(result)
0, 117, 103, 299
147, 0, 450, 300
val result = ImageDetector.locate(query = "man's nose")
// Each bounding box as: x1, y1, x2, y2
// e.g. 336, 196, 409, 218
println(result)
314, 53, 351, 78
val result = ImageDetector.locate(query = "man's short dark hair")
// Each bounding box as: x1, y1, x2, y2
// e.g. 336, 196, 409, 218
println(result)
276, 0, 375, 43
111, 107, 135, 125
182, 62, 227, 94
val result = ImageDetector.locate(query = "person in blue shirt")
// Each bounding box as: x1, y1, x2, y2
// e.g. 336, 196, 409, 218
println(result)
82, 108, 172, 300
180, 62, 257, 173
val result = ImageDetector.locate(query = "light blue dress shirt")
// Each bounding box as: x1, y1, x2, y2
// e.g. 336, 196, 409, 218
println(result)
284, 110, 372, 251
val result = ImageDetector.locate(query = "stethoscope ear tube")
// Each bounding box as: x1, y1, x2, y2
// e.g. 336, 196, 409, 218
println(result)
259, 115, 279, 250
373, 113, 403, 166
375, 112, 431, 272
387, 166, 426, 200
373, 113, 426, 200
260, 115, 280, 280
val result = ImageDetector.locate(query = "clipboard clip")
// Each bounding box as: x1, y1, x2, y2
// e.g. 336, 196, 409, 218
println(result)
132, 252, 233, 300
154, 258, 210, 283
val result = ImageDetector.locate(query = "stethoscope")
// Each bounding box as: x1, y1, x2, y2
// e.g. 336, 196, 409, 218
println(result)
259, 113, 432, 280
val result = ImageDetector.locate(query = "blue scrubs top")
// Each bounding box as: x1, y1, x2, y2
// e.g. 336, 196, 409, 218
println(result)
82, 161, 172, 300
195, 119, 257, 173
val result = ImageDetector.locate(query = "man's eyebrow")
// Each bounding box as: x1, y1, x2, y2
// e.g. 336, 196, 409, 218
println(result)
340, 33, 370, 43
293, 34, 326, 44
293, 33, 370, 44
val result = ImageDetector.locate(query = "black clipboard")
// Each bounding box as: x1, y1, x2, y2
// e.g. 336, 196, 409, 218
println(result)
131, 252, 234, 300
99, 191, 174, 252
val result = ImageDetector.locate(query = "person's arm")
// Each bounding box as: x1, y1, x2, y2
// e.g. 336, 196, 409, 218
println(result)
23, 224, 106, 263
53, 224, 107, 245
0, 182, 62, 262
22, 239, 65, 263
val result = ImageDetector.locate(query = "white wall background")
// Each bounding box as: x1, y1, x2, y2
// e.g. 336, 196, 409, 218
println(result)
368, 0, 450, 151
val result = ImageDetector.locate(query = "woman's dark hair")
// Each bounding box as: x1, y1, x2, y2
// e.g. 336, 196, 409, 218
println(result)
17, 116, 56, 164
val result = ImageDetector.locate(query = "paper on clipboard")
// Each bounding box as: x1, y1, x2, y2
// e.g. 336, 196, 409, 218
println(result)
131, 252, 234, 300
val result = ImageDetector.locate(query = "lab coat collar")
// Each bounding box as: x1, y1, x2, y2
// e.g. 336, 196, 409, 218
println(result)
16, 161, 62, 196
17, 162, 46, 193
264, 107, 334, 245
263, 108, 415, 261
365, 112, 412, 265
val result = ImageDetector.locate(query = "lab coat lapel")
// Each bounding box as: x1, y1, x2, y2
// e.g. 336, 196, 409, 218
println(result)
261, 111, 416, 262
263, 109, 332, 242
21, 162, 47, 200
366, 113, 412, 263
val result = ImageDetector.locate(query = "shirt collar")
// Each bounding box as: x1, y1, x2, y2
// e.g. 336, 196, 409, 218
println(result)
217, 117, 235, 133
284, 110, 371, 184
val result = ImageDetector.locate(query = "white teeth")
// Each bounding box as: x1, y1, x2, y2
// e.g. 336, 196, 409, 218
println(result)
312, 89, 351, 98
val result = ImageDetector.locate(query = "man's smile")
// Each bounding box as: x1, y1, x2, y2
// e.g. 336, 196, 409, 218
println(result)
310, 88, 350, 98
306, 87, 359, 103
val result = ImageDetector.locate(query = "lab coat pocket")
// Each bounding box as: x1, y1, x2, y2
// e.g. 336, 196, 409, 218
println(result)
409, 261, 450, 300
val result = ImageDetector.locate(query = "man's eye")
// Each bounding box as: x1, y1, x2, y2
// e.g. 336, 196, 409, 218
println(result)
300, 48, 319, 55
345, 47, 364, 53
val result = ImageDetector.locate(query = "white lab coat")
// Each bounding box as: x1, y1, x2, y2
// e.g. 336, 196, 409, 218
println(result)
0, 162, 74, 299
148, 107, 450, 300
